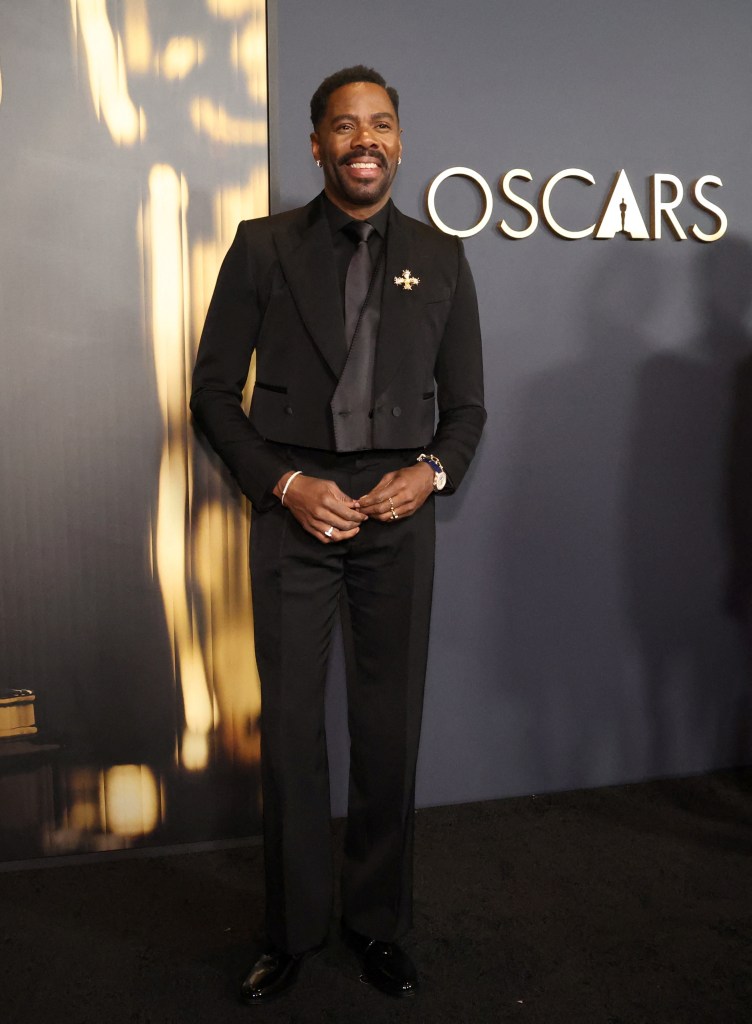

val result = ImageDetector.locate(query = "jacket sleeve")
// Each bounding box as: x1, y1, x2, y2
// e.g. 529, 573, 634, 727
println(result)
190, 224, 291, 511
430, 238, 486, 493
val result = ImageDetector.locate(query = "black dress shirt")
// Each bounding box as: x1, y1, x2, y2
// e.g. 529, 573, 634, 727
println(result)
322, 193, 391, 312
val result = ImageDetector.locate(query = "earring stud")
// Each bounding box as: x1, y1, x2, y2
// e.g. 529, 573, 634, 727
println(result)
316, 159, 322, 167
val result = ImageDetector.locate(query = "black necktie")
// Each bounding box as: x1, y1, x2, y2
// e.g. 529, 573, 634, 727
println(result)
344, 221, 375, 349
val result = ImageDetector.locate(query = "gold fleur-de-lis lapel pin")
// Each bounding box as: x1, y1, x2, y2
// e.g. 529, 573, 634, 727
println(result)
394, 269, 420, 291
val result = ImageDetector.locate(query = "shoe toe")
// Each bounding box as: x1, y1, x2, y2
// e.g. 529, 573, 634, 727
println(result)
239, 951, 299, 1003
350, 935, 419, 999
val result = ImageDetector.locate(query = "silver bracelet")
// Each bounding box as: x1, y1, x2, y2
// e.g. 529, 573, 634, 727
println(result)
280, 470, 303, 506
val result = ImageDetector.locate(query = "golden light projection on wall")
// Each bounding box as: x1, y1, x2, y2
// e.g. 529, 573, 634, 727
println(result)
145, 164, 215, 773
189, 97, 266, 145
159, 36, 206, 80
71, 0, 268, 778
48, 765, 163, 853
70, 0, 145, 145
101, 764, 160, 837
123, 0, 153, 72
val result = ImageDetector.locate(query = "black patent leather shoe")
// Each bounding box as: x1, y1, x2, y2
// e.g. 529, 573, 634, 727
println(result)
239, 942, 324, 1003
342, 925, 418, 999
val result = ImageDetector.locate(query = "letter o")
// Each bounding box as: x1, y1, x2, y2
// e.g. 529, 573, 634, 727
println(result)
426, 167, 494, 237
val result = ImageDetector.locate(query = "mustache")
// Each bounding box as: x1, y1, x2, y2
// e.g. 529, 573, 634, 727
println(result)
338, 149, 386, 168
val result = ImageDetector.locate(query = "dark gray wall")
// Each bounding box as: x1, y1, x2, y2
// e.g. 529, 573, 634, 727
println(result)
272, 0, 752, 812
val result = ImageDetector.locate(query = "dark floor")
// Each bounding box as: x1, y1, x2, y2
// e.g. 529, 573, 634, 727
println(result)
2, 769, 752, 1024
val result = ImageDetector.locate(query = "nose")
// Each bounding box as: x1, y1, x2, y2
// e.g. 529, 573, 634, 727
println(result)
352, 124, 378, 148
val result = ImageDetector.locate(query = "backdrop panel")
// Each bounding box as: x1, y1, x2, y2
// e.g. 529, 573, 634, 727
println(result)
0, 0, 268, 861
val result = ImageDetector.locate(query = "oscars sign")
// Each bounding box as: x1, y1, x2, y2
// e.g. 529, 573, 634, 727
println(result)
426, 167, 727, 242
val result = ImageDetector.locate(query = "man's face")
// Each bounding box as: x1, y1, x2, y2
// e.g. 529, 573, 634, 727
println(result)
311, 81, 402, 216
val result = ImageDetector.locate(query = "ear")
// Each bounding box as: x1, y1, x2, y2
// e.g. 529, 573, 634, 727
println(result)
310, 132, 320, 163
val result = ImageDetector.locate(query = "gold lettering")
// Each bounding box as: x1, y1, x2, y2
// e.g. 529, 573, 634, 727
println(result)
498, 169, 538, 239
426, 167, 494, 238
689, 175, 727, 242
651, 174, 687, 240
541, 169, 596, 239
595, 170, 649, 239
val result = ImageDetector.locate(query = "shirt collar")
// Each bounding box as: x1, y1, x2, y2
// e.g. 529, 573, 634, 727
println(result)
321, 192, 392, 239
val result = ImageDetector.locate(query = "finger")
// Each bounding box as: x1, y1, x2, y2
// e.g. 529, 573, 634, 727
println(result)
358, 472, 397, 504
358, 490, 397, 511
298, 491, 366, 525
325, 485, 366, 513
370, 497, 405, 522
318, 503, 367, 526
373, 511, 402, 523
329, 487, 359, 505
318, 491, 368, 521
313, 516, 364, 540
387, 492, 406, 516
333, 525, 361, 540
316, 523, 360, 543
386, 486, 425, 519
288, 504, 360, 537
312, 511, 362, 533
368, 475, 419, 508
290, 479, 361, 514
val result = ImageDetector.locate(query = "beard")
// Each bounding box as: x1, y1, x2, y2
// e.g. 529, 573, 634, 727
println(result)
323, 149, 398, 208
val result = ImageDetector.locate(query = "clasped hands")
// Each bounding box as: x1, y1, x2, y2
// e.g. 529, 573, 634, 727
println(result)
274, 463, 435, 543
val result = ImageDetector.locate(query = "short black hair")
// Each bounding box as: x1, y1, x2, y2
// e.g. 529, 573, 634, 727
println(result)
310, 65, 399, 129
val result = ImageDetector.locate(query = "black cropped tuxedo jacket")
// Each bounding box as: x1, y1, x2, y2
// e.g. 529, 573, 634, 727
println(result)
191, 194, 486, 510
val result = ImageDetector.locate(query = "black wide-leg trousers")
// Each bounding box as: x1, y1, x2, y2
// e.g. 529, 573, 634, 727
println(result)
250, 447, 435, 955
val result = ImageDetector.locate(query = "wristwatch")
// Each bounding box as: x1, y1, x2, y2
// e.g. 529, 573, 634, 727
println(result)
417, 453, 447, 491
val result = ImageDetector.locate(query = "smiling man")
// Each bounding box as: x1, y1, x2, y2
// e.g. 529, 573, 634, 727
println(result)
191, 65, 485, 1002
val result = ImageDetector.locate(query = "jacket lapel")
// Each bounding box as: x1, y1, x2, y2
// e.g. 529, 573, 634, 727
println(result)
374, 206, 424, 398
273, 197, 347, 380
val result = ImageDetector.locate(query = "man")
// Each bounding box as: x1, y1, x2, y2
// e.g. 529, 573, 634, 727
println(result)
191, 65, 485, 1002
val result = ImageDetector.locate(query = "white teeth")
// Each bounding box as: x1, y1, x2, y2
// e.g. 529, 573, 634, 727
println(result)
350, 162, 378, 168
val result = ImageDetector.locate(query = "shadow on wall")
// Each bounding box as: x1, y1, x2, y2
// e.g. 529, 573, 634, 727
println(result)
500, 244, 658, 790
723, 241, 752, 633
500, 240, 752, 792
625, 235, 752, 772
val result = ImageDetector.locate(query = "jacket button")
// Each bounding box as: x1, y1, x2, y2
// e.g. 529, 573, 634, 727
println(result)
284, 405, 293, 415
392, 406, 402, 417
